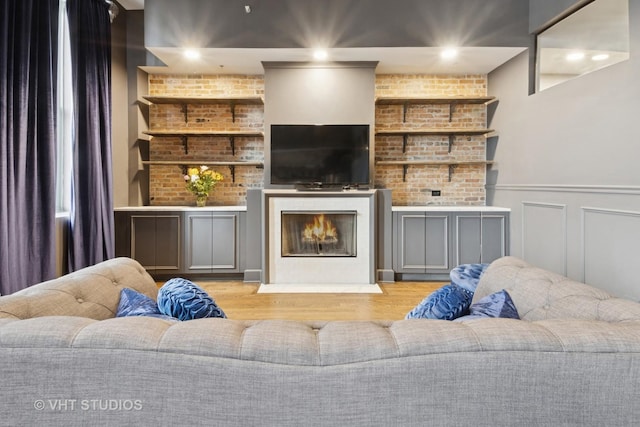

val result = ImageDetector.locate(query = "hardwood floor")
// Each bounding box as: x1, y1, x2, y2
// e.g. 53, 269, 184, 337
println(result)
160, 280, 445, 321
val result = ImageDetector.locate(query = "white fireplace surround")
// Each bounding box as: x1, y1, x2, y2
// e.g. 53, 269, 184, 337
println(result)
263, 190, 376, 287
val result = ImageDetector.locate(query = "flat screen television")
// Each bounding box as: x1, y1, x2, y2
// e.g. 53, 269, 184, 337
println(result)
270, 124, 370, 187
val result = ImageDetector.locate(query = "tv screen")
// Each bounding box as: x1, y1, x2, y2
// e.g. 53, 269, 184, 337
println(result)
270, 124, 370, 187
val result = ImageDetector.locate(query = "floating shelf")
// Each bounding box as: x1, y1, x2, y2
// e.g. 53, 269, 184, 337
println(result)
375, 96, 496, 105
375, 128, 494, 153
141, 160, 264, 183
143, 130, 264, 155
376, 160, 495, 182
142, 95, 264, 123
143, 130, 264, 137
375, 96, 497, 122
142, 96, 264, 105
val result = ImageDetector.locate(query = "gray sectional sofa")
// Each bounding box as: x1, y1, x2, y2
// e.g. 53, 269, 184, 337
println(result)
2, 256, 640, 426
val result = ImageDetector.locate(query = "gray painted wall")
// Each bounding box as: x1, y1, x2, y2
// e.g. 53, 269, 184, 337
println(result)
263, 62, 376, 187
111, 10, 149, 208
488, 0, 640, 300
144, 0, 529, 49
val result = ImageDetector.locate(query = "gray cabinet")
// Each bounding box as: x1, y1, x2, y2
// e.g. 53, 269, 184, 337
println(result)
114, 208, 245, 277
184, 211, 241, 273
393, 212, 450, 275
123, 212, 182, 275
392, 208, 509, 280
453, 213, 509, 265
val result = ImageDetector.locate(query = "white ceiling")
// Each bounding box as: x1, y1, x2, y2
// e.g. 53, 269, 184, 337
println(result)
142, 46, 527, 75
116, 0, 144, 9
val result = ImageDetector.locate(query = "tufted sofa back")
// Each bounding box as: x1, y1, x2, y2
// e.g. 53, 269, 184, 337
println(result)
0, 258, 157, 320
475, 256, 640, 322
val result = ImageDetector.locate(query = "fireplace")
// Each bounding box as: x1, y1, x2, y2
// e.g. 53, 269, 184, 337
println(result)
264, 191, 376, 286
281, 211, 357, 257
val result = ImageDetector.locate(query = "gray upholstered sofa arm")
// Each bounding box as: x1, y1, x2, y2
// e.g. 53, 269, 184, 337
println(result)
475, 256, 640, 322
0, 257, 157, 320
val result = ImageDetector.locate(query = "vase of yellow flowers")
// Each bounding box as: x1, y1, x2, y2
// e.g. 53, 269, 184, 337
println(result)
184, 166, 223, 207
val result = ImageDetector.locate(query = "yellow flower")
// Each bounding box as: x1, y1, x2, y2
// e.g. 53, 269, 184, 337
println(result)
184, 165, 223, 198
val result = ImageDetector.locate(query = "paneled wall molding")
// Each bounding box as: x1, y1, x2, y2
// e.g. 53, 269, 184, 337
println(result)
581, 206, 640, 300
581, 206, 640, 217
491, 184, 640, 195
521, 201, 567, 275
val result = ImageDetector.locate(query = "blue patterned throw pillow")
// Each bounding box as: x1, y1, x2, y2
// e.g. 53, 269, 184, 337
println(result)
449, 263, 489, 293
454, 290, 520, 321
157, 278, 226, 321
469, 289, 519, 319
405, 283, 473, 320
117, 288, 162, 317
116, 288, 178, 321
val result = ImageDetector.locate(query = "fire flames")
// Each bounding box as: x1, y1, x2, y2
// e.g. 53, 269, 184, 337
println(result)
302, 214, 338, 243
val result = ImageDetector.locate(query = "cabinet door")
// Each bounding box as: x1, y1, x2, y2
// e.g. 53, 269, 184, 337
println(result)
479, 214, 508, 263
395, 213, 427, 273
394, 212, 449, 273
424, 214, 449, 271
453, 213, 508, 265
131, 214, 181, 274
130, 215, 157, 269
454, 214, 482, 265
185, 212, 239, 273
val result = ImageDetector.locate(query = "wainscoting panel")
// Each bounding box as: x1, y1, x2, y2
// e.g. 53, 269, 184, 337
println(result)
583, 207, 640, 300
522, 202, 567, 275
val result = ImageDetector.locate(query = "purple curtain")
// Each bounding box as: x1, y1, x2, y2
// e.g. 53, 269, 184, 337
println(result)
66, 0, 114, 271
0, 0, 58, 294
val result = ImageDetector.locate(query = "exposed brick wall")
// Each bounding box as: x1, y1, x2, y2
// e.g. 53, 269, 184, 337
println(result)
375, 74, 489, 206
146, 73, 489, 206
147, 75, 265, 206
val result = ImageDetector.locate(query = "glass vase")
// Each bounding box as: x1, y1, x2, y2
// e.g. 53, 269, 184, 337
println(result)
195, 194, 207, 207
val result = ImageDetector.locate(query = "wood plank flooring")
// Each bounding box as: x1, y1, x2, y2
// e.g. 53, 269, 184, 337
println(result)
158, 280, 445, 321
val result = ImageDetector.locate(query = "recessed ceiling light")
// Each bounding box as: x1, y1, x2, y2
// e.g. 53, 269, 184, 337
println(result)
184, 49, 201, 60
591, 53, 610, 61
440, 48, 458, 60
566, 52, 585, 61
313, 49, 328, 61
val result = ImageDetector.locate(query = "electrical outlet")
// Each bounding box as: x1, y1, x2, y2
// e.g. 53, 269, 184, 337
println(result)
431, 190, 441, 197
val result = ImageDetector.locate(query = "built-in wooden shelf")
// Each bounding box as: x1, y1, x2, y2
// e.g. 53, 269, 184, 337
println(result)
376, 160, 495, 182
375, 96, 496, 105
375, 128, 494, 136
143, 130, 264, 155
143, 130, 264, 138
375, 128, 495, 153
376, 96, 497, 123
142, 95, 264, 123
142, 95, 264, 105
140, 95, 265, 187
141, 160, 264, 183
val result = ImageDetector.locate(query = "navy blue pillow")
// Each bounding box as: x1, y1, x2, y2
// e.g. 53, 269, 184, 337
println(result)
117, 288, 162, 317
469, 289, 519, 319
116, 288, 177, 320
449, 263, 489, 293
405, 283, 473, 320
157, 278, 226, 321
454, 290, 520, 321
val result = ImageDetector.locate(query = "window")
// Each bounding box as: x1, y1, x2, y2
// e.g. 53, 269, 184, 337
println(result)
56, 0, 73, 213
535, 0, 629, 92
